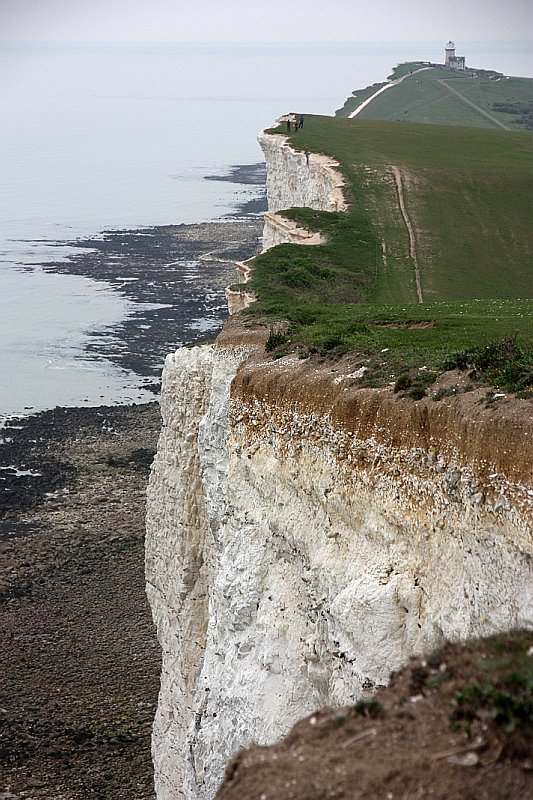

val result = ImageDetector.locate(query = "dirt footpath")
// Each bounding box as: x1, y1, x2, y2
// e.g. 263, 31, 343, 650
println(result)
0, 403, 162, 800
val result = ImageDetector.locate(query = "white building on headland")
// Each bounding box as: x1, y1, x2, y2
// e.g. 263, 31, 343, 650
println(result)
445, 41, 466, 71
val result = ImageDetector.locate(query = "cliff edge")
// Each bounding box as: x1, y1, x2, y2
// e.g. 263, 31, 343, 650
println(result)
145, 129, 532, 800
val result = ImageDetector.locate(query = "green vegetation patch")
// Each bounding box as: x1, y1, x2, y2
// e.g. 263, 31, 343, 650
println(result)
444, 333, 533, 393
492, 101, 533, 131
264, 116, 533, 303
249, 296, 532, 390
336, 62, 425, 116
451, 630, 533, 735
337, 65, 533, 132
249, 115, 532, 383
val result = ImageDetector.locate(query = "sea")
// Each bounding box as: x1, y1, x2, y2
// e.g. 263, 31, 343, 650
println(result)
1, 40, 531, 422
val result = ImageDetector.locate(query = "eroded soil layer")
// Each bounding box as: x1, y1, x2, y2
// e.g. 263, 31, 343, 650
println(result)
0, 403, 162, 799
217, 632, 533, 800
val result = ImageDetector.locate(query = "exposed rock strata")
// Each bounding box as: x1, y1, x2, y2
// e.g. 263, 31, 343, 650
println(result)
145, 131, 533, 800
146, 343, 256, 799
257, 131, 346, 251
261, 211, 326, 251
257, 131, 347, 215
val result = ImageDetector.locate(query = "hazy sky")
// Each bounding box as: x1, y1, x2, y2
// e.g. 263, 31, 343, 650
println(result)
1, 0, 531, 43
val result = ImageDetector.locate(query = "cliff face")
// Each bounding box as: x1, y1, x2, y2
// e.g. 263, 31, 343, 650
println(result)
257, 131, 346, 250
145, 132, 533, 800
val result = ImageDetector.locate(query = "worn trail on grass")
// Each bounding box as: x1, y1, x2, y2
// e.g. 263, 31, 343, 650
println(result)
348, 67, 433, 119
439, 80, 511, 130
391, 165, 423, 303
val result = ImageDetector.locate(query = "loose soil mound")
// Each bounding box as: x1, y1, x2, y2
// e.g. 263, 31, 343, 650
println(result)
217, 631, 533, 800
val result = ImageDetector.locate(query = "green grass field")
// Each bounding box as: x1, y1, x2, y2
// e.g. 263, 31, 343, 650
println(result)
246, 115, 533, 389
337, 64, 533, 132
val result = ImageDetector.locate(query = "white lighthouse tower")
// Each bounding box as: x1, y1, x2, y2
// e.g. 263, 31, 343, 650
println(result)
445, 41, 456, 66
445, 41, 466, 70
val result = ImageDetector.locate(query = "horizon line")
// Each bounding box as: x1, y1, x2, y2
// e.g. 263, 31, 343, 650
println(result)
2, 38, 532, 46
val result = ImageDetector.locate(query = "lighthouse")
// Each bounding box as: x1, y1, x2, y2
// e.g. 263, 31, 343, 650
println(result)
445, 41, 466, 71
445, 41, 456, 66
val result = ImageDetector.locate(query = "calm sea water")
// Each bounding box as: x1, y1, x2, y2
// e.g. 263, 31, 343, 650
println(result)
1, 41, 531, 420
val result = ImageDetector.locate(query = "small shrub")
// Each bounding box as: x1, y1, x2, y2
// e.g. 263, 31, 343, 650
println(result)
395, 369, 437, 400
406, 386, 427, 400
433, 387, 449, 401
265, 328, 289, 352
394, 373, 412, 392
353, 698, 384, 719
444, 334, 533, 392
453, 682, 533, 734
321, 335, 347, 352
433, 385, 459, 401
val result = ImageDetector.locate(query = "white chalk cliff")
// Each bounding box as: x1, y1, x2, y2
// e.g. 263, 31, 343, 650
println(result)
145, 131, 533, 800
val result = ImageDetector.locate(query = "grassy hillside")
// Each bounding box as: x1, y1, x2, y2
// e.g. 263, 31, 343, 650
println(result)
337, 64, 533, 132
246, 116, 533, 389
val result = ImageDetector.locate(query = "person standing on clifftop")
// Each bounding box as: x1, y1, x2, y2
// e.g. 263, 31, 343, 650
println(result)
299, 115, 304, 128
286, 118, 291, 132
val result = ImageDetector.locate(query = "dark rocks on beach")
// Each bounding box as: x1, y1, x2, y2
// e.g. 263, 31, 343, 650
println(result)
20, 162, 265, 382
0, 162, 266, 799
39, 219, 263, 378
205, 164, 267, 218
204, 162, 267, 186
0, 403, 162, 799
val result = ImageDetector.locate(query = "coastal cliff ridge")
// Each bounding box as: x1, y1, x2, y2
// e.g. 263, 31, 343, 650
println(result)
145, 117, 532, 799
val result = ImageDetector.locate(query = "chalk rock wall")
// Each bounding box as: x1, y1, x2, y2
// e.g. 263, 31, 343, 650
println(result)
145, 346, 213, 800
258, 131, 346, 251
258, 131, 346, 214
145, 131, 533, 800
147, 344, 533, 800
146, 342, 253, 799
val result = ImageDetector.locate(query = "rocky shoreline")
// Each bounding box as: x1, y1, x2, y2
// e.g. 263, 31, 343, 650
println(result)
0, 403, 162, 799
0, 165, 266, 799
39, 218, 263, 381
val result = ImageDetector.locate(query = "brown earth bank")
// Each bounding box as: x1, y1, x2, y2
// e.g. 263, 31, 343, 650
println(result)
216, 631, 533, 800
0, 402, 161, 800
227, 330, 533, 489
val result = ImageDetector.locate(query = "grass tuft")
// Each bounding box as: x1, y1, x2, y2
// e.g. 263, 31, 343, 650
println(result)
265, 327, 289, 353
451, 630, 533, 735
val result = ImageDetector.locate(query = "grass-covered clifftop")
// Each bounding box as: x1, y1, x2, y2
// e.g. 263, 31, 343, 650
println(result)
337, 63, 533, 132
246, 115, 533, 392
